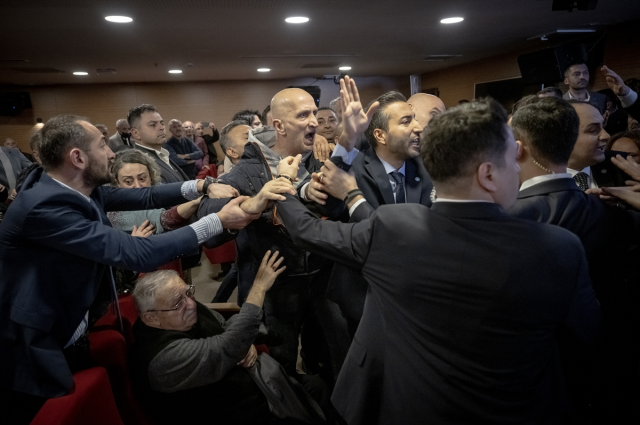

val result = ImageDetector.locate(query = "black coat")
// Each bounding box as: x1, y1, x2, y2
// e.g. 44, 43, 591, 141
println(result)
134, 145, 188, 183
277, 196, 601, 425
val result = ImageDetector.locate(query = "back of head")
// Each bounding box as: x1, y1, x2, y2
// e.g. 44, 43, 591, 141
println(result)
261, 104, 271, 126
511, 97, 579, 165
29, 131, 42, 153
365, 91, 407, 148
128, 104, 158, 129
512, 95, 539, 114
232, 109, 260, 126
39, 115, 91, 171
537, 87, 563, 99
421, 98, 509, 184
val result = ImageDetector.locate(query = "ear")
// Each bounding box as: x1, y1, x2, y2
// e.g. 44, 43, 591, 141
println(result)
227, 147, 238, 160
68, 147, 88, 170
272, 118, 286, 136
141, 311, 161, 328
130, 127, 140, 141
373, 128, 386, 146
476, 161, 499, 194
564, 77, 569, 85
515, 140, 524, 161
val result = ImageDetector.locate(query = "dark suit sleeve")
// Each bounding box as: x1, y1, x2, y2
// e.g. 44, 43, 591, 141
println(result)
625, 97, 640, 122
101, 183, 187, 212
165, 142, 188, 167
349, 201, 375, 222
186, 139, 204, 160
277, 193, 373, 270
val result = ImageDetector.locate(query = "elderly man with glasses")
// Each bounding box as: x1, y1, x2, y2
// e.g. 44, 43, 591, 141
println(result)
130, 251, 286, 423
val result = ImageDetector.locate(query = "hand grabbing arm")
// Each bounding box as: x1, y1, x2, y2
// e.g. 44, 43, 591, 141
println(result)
239, 179, 297, 214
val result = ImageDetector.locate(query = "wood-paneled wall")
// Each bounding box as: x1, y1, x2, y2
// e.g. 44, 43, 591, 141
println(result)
0, 76, 409, 152
421, 19, 640, 108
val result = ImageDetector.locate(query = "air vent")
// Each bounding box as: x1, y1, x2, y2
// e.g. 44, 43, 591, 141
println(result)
9, 67, 64, 73
96, 68, 117, 75
422, 55, 462, 62
300, 63, 339, 69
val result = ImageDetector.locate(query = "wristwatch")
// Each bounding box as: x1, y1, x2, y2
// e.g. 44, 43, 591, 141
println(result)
202, 176, 218, 195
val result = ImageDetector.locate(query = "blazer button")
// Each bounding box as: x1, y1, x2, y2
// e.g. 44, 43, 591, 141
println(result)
415, 177, 420, 181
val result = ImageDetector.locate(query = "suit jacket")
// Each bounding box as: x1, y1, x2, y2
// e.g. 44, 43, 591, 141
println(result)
624, 96, 640, 122
277, 195, 600, 425
0, 147, 32, 189
0, 168, 200, 398
591, 150, 629, 188
134, 144, 189, 183
563, 91, 608, 115
165, 137, 204, 180
326, 148, 433, 322
108, 132, 127, 151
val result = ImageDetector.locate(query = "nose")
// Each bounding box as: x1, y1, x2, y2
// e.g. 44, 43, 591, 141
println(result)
309, 113, 318, 128
107, 146, 115, 160
600, 128, 610, 141
412, 119, 423, 135
133, 180, 144, 188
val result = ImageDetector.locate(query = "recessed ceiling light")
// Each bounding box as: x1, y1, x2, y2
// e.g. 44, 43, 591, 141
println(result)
339, 66, 351, 71
285, 17, 309, 24
168, 70, 182, 74
105, 16, 133, 23
73, 71, 88, 76
257, 68, 271, 72
440, 17, 464, 24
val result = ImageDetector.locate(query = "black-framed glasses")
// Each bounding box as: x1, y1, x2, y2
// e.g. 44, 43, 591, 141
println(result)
147, 285, 196, 313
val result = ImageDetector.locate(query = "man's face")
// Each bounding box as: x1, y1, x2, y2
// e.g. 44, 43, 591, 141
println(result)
117, 162, 152, 188
194, 123, 204, 137
251, 115, 263, 129
81, 121, 115, 188
116, 122, 131, 136
183, 121, 194, 138
316, 110, 338, 141
146, 277, 198, 332
281, 93, 318, 154
564, 64, 590, 90
96, 126, 109, 139
4, 138, 17, 148
380, 102, 423, 160
169, 121, 184, 138
491, 126, 521, 209
132, 111, 166, 147
227, 125, 251, 161
570, 103, 609, 169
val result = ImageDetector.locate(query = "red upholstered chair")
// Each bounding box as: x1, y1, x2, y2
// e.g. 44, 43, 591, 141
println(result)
203, 240, 237, 266
92, 294, 138, 346
30, 367, 124, 425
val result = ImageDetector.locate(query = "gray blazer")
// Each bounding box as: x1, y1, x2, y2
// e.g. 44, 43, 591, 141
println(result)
0, 147, 32, 189
108, 132, 126, 151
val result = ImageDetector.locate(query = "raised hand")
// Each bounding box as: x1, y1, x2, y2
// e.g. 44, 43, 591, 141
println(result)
253, 250, 286, 292
340, 75, 379, 150
313, 134, 331, 163
601, 65, 630, 97
611, 154, 640, 182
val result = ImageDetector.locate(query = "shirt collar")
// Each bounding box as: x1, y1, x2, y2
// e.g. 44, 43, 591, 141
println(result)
566, 166, 591, 178
378, 156, 406, 176
136, 143, 170, 158
519, 173, 573, 191
49, 176, 91, 202
567, 90, 591, 102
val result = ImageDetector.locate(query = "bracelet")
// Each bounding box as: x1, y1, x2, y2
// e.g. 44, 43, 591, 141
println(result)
344, 189, 363, 205
276, 174, 294, 183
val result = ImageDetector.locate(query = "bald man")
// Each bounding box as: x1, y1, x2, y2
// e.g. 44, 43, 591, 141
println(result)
407, 93, 446, 129
108, 118, 132, 150
198, 88, 351, 381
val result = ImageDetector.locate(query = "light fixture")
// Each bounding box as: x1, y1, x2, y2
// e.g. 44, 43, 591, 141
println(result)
285, 17, 309, 24
440, 17, 464, 24
168, 70, 182, 74
257, 68, 271, 72
557, 29, 596, 33
339, 66, 351, 71
105, 16, 133, 23
73, 71, 88, 76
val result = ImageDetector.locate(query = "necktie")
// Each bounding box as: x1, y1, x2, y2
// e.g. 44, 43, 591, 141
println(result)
573, 172, 589, 191
390, 171, 406, 204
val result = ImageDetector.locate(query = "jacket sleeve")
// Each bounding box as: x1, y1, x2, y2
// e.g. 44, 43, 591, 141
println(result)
147, 303, 262, 392
165, 142, 188, 166
186, 138, 204, 160
625, 97, 640, 122
101, 183, 187, 212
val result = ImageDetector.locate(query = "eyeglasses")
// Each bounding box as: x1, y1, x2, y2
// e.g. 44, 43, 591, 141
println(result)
147, 285, 196, 313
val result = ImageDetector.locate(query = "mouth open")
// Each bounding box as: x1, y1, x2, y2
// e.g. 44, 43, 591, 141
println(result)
410, 136, 420, 149
305, 132, 316, 144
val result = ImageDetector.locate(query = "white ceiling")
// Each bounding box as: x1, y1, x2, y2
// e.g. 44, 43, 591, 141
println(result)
1, 0, 640, 86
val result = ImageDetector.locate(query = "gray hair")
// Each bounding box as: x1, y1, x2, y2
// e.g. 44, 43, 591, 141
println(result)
110, 149, 162, 186
132, 270, 180, 313
168, 119, 182, 127
220, 120, 249, 155
115, 118, 128, 128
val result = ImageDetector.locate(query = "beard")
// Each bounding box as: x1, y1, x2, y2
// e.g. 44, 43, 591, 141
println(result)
83, 153, 112, 188
387, 132, 420, 160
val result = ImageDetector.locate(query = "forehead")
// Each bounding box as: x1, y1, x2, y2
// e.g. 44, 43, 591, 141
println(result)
574, 104, 602, 126
569, 64, 588, 74
317, 110, 336, 119
385, 101, 413, 119
183, 121, 193, 127
170, 121, 182, 127
613, 137, 639, 149
141, 111, 163, 123
156, 276, 186, 301
118, 162, 149, 176
80, 121, 103, 140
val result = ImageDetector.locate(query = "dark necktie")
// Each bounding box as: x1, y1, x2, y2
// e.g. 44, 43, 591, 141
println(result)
390, 171, 406, 204
573, 172, 589, 191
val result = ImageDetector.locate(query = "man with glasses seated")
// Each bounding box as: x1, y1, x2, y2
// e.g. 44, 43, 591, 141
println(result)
130, 251, 310, 424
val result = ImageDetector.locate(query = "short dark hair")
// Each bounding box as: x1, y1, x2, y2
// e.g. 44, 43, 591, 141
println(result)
606, 129, 640, 151
512, 95, 539, 114
128, 104, 158, 128
29, 131, 41, 153
537, 87, 563, 98
511, 97, 579, 165
564, 62, 587, 78
39, 115, 92, 171
220, 120, 249, 155
232, 109, 260, 126
421, 98, 509, 183
261, 105, 271, 126
365, 91, 407, 149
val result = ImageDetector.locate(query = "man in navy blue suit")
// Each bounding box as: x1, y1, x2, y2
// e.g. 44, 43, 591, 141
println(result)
0, 115, 258, 424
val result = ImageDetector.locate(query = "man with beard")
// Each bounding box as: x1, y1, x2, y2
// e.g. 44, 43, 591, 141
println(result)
0, 115, 258, 424
562, 63, 608, 115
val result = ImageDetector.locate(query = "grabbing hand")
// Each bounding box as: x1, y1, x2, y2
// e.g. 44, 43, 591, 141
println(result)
240, 179, 297, 214
317, 160, 359, 200
611, 154, 640, 182
253, 250, 286, 292
207, 183, 240, 199
305, 174, 328, 205
313, 134, 332, 163
600, 186, 640, 209
340, 76, 379, 150
601, 65, 630, 97
217, 196, 260, 229
277, 154, 302, 180
132, 220, 156, 238
237, 344, 258, 368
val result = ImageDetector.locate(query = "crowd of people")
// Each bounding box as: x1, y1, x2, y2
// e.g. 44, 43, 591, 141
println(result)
1, 61, 640, 425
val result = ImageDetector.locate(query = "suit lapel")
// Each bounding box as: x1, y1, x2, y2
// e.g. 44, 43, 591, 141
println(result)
404, 160, 422, 204
364, 149, 395, 205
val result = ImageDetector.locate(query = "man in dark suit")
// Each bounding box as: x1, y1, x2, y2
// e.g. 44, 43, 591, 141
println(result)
509, 97, 640, 423
165, 119, 203, 180
276, 98, 601, 424
562, 63, 608, 115
306, 85, 434, 336
128, 104, 190, 183
0, 115, 257, 424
